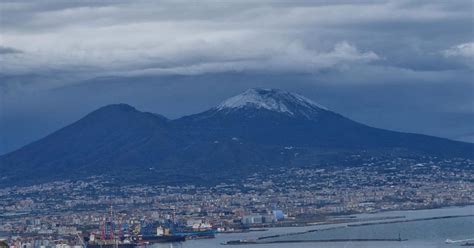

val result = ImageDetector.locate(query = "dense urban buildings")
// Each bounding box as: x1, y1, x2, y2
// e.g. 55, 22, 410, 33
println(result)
1, 155, 472, 247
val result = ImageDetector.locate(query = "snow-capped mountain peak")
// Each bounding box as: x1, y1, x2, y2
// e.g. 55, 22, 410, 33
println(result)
215, 88, 327, 118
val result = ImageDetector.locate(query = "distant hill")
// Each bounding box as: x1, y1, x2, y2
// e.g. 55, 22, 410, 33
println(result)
0, 88, 472, 186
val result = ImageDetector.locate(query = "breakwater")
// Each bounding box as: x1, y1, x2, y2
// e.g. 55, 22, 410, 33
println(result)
224, 238, 407, 245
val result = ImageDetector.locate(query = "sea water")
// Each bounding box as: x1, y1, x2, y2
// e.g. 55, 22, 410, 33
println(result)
150, 205, 474, 248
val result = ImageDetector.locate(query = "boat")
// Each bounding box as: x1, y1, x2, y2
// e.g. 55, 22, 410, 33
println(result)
133, 225, 185, 243
446, 238, 474, 245
172, 223, 216, 239
223, 239, 257, 245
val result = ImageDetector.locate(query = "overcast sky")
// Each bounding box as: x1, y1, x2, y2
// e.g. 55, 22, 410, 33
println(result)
1, 0, 473, 154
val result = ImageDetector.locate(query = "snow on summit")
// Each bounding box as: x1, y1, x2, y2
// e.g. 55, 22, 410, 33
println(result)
216, 88, 328, 118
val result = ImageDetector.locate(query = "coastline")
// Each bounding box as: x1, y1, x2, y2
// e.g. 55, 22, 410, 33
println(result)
213, 205, 474, 247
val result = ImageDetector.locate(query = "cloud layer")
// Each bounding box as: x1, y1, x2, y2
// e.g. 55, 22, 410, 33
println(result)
1, 0, 472, 80
0, 0, 473, 154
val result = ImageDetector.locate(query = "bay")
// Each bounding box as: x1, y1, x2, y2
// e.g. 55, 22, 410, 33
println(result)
150, 205, 474, 248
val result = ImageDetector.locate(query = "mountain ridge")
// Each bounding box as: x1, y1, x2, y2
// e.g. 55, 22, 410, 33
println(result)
0, 88, 472, 187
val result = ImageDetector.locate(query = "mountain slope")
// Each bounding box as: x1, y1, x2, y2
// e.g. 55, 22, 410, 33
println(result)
176, 89, 473, 155
0, 89, 472, 186
0, 104, 179, 184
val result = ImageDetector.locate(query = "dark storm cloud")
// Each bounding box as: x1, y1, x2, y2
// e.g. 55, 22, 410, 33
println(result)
0, 46, 22, 54
0, 0, 473, 154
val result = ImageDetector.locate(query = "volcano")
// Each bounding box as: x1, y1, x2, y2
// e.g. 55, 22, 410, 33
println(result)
0, 88, 472, 186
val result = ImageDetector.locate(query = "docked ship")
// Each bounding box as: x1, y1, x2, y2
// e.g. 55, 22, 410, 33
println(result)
134, 226, 185, 244
173, 222, 216, 239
